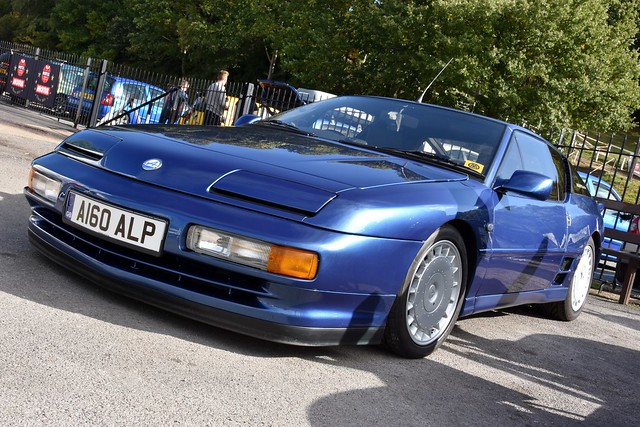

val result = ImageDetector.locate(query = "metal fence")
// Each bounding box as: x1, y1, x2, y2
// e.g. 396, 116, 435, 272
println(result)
0, 41, 332, 128
547, 128, 640, 290
536, 128, 640, 204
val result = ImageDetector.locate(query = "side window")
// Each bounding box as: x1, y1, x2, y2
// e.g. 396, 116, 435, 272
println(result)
149, 87, 164, 101
551, 149, 567, 201
494, 137, 523, 186
588, 176, 622, 201
123, 83, 145, 102
496, 131, 563, 201
594, 181, 619, 200
571, 168, 591, 197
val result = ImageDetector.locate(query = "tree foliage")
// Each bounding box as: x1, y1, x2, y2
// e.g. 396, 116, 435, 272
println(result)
49, 0, 136, 62
2, 0, 640, 130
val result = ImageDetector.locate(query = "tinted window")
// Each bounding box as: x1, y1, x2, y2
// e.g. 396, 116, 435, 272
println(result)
571, 169, 591, 197
82, 76, 115, 94
496, 131, 564, 201
120, 83, 146, 102
268, 96, 507, 177
591, 179, 621, 200
549, 146, 567, 201
149, 87, 164, 100
585, 176, 621, 201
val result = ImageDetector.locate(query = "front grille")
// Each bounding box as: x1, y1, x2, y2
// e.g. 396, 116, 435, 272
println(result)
31, 206, 271, 307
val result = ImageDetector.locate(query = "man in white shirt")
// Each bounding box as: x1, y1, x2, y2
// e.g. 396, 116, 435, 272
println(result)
204, 70, 229, 125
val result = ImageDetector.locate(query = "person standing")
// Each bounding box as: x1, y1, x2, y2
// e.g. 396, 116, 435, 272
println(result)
160, 79, 190, 124
204, 70, 229, 125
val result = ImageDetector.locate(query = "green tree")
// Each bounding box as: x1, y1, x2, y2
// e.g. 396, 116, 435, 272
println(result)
0, 0, 57, 46
126, 0, 266, 79
0, 0, 20, 42
50, 0, 135, 62
429, 0, 640, 131
273, 0, 640, 131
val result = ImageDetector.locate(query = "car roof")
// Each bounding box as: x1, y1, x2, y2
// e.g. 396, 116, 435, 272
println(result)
109, 75, 163, 91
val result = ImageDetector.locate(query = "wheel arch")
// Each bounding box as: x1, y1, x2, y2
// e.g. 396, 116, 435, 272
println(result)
592, 230, 602, 265
446, 219, 479, 294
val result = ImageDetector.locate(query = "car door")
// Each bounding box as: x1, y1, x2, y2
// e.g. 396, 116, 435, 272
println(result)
146, 86, 165, 123
119, 82, 145, 123
479, 131, 568, 295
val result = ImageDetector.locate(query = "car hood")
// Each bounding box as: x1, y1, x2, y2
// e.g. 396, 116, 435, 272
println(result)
57, 125, 470, 217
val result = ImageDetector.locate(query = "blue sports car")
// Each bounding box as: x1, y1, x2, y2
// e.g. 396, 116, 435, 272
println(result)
25, 96, 603, 358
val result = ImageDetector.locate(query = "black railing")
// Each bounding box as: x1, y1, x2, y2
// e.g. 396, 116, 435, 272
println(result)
0, 42, 333, 129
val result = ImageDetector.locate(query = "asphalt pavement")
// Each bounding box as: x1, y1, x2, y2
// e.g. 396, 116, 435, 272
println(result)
0, 96, 77, 140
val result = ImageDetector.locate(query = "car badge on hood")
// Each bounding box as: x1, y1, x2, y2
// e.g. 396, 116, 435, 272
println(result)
142, 159, 163, 171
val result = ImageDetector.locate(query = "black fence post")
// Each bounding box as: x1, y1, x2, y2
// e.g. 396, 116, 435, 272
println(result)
73, 57, 92, 128
88, 60, 109, 128
235, 82, 256, 123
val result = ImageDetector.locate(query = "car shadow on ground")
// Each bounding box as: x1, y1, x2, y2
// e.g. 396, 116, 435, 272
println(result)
303, 324, 640, 426
3, 191, 640, 426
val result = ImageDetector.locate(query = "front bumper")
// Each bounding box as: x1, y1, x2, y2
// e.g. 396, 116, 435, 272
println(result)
27, 203, 391, 346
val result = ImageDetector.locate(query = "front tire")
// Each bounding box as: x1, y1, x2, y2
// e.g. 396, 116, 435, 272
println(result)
384, 225, 467, 358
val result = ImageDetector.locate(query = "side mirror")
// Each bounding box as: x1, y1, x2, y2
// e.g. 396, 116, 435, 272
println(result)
234, 114, 261, 126
495, 170, 554, 201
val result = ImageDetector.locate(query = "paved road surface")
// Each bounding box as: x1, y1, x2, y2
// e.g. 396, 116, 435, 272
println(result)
1, 99, 639, 426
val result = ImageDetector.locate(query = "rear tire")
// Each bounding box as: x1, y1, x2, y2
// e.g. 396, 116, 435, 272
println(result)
384, 225, 467, 358
543, 237, 595, 321
53, 94, 67, 114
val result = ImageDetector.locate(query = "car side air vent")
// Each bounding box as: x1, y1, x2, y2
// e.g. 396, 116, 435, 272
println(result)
552, 257, 576, 285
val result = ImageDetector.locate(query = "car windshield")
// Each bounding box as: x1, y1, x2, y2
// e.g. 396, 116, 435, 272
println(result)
263, 96, 507, 176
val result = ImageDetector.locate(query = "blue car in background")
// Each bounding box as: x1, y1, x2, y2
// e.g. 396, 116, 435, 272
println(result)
578, 171, 630, 252
66, 74, 165, 125
578, 172, 640, 290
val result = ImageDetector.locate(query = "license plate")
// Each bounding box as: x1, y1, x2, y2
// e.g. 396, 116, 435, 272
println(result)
64, 191, 167, 256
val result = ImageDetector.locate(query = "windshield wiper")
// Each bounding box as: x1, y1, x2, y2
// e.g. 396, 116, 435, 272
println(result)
403, 150, 460, 167
407, 150, 486, 176
336, 137, 368, 146
257, 120, 315, 136
373, 147, 481, 175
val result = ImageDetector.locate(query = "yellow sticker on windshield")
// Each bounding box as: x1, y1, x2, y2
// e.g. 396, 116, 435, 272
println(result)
464, 160, 484, 174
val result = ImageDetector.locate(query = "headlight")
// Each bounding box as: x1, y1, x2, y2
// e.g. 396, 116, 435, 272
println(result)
187, 225, 319, 280
28, 168, 62, 203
